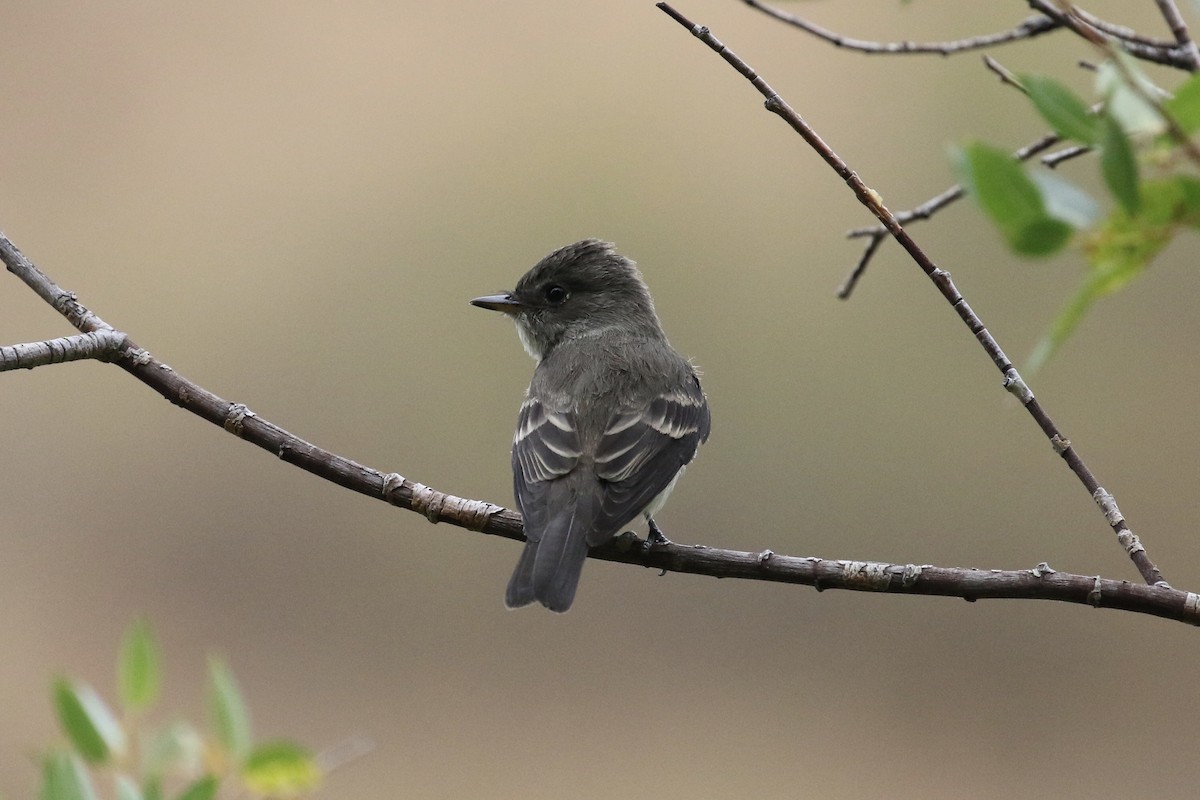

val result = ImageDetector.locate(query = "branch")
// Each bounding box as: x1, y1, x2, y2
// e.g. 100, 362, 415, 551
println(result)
1026, 0, 1196, 69
738, 1, 1062, 55
1041, 143, 1092, 168
2, 231, 1194, 624
1074, 6, 1177, 50
655, 2, 1167, 589
982, 53, 1027, 92
0, 330, 126, 370
739, 0, 1191, 70
1153, 0, 1200, 70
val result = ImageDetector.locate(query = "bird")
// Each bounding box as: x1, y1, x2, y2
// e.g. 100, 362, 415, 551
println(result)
471, 239, 710, 612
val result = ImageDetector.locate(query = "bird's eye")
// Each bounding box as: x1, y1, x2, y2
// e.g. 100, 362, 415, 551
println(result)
544, 285, 569, 304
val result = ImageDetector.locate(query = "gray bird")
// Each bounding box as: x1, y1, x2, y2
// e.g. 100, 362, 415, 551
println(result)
471, 239, 710, 612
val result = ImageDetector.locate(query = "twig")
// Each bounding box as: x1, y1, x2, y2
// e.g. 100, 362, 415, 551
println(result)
1041, 143, 1092, 168
740, 0, 1189, 68
655, 2, 1167, 588
1, 231, 1191, 622
835, 233, 883, 300
0, 330, 126, 371
739, 0, 1062, 55
1026, 0, 1194, 69
1074, 6, 1177, 50
841, 132, 1064, 296
983, 54, 1027, 92
1153, 0, 1200, 71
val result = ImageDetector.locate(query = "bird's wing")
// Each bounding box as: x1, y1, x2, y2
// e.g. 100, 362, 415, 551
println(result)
509, 396, 593, 610
589, 374, 711, 545
512, 374, 709, 549
511, 396, 583, 542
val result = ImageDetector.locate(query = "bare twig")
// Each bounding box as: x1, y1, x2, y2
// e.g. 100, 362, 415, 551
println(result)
740, 0, 1189, 68
0, 330, 126, 371
1074, 6, 1177, 50
1153, 0, 1200, 71
835, 233, 883, 300
1, 230, 1192, 622
1027, 0, 1195, 69
656, 1, 1167, 588
982, 54, 1027, 92
1041, 143, 1092, 168
740, 0, 1062, 55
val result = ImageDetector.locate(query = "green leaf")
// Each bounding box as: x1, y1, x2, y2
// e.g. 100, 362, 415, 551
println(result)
1023, 75, 1098, 143
1007, 216, 1074, 256
1028, 239, 1152, 374
242, 741, 323, 797
114, 774, 143, 800
1100, 114, 1140, 215
173, 775, 217, 800
53, 679, 126, 764
954, 141, 1073, 256
1029, 176, 1199, 372
1027, 278, 1102, 374
40, 751, 97, 800
207, 657, 251, 761
956, 141, 1043, 221
1164, 72, 1200, 134
118, 618, 161, 713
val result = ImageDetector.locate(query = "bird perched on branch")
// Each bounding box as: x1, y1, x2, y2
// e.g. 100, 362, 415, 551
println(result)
471, 239, 710, 612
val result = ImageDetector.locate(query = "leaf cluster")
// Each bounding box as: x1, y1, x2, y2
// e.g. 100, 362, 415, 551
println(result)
956, 57, 1200, 370
40, 619, 322, 800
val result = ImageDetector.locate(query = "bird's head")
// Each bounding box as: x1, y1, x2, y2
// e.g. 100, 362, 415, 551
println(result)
471, 239, 662, 362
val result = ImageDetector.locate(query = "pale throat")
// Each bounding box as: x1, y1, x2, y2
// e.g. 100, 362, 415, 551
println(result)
514, 318, 544, 362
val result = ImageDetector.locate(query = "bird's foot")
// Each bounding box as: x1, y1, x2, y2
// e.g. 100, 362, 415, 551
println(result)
643, 518, 673, 552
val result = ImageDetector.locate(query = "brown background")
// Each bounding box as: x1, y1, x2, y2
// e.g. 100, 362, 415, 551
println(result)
2, 2, 1197, 798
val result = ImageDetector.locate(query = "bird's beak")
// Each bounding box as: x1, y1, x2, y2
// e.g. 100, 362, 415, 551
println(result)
470, 293, 523, 315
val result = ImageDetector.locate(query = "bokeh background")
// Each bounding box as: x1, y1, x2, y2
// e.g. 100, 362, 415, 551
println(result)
2, 2, 1197, 798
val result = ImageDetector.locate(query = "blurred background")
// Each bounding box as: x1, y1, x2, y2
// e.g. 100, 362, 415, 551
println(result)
2, 1, 1197, 797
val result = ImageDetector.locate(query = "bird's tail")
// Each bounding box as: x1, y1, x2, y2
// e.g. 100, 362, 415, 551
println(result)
505, 504, 592, 613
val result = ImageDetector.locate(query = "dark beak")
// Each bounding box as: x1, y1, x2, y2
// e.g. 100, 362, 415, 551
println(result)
470, 293, 523, 315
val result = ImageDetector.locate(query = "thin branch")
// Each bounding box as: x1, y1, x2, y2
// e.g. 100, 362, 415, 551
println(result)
740, 0, 1191, 69
841, 132, 1064, 296
2, 231, 1194, 623
835, 232, 882, 300
739, 0, 1062, 55
655, 2, 1167, 588
1027, 0, 1195, 69
0, 330, 126, 371
982, 54, 1027, 92
1074, 6, 1178, 50
1041, 143, 1092, 168
1153, 0, 1200, 71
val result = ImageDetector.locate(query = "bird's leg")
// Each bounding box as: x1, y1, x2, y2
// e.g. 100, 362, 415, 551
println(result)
644, 517, 673, 550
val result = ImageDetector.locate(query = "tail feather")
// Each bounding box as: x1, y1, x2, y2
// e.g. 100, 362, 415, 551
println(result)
506, 507, 592, 613
505, 543, 539, 609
